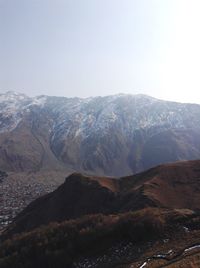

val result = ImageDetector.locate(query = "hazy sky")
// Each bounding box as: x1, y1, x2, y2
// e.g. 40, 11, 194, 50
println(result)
1, 0, 200, 103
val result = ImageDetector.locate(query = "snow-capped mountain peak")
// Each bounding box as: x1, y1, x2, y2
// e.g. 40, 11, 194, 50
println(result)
0, 92, 200, 176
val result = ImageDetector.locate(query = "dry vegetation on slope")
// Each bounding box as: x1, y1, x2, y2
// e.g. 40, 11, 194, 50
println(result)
5, 160, 200, 237
1, 208, 199, 268
2, 160, 200, 267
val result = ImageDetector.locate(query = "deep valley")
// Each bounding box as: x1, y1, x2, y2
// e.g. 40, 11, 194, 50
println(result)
1, 92, 200, 267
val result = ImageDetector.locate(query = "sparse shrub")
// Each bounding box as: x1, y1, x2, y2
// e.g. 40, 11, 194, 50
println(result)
0, 207, 196, 268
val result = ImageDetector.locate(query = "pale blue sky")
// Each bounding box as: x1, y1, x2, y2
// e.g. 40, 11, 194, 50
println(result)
1, 0, 200, 103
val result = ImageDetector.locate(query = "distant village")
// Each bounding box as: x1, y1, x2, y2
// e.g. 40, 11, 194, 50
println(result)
0, 172, 56, 233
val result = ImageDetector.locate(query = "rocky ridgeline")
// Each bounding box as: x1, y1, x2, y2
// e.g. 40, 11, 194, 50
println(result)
1, 91, 200, 177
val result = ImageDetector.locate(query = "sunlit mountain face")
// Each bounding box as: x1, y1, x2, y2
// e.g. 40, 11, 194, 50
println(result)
1, 91, 200, 176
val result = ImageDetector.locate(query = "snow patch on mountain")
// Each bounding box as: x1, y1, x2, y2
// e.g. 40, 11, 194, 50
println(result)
27, 96, 47, 107
0, 92, 47, 133
1, 90, 200, 139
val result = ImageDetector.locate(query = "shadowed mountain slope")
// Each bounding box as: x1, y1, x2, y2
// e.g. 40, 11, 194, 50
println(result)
1, 208, 200, 268
5, 160, 200, 237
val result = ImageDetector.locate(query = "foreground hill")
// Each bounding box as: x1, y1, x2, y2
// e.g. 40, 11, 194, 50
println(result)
2, 160, 200, 267
1, 208, 200, 268
1, 91, 200, 176
5, 160, 200, 237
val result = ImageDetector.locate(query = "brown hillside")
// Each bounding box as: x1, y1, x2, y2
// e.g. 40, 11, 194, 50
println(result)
4, 160, 200, 237
120, 160, 200, 209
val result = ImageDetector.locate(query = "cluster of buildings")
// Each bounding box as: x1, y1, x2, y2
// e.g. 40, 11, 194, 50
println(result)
0, 173, 56, 233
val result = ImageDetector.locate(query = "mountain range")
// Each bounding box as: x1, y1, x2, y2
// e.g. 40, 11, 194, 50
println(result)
1, 91, 200, 176
2, 91, 200, 267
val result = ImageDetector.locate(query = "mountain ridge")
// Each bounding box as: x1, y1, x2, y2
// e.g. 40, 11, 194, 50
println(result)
2, 160, 200, 268
5, 159, 200, 237
1, 91, 200, 176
